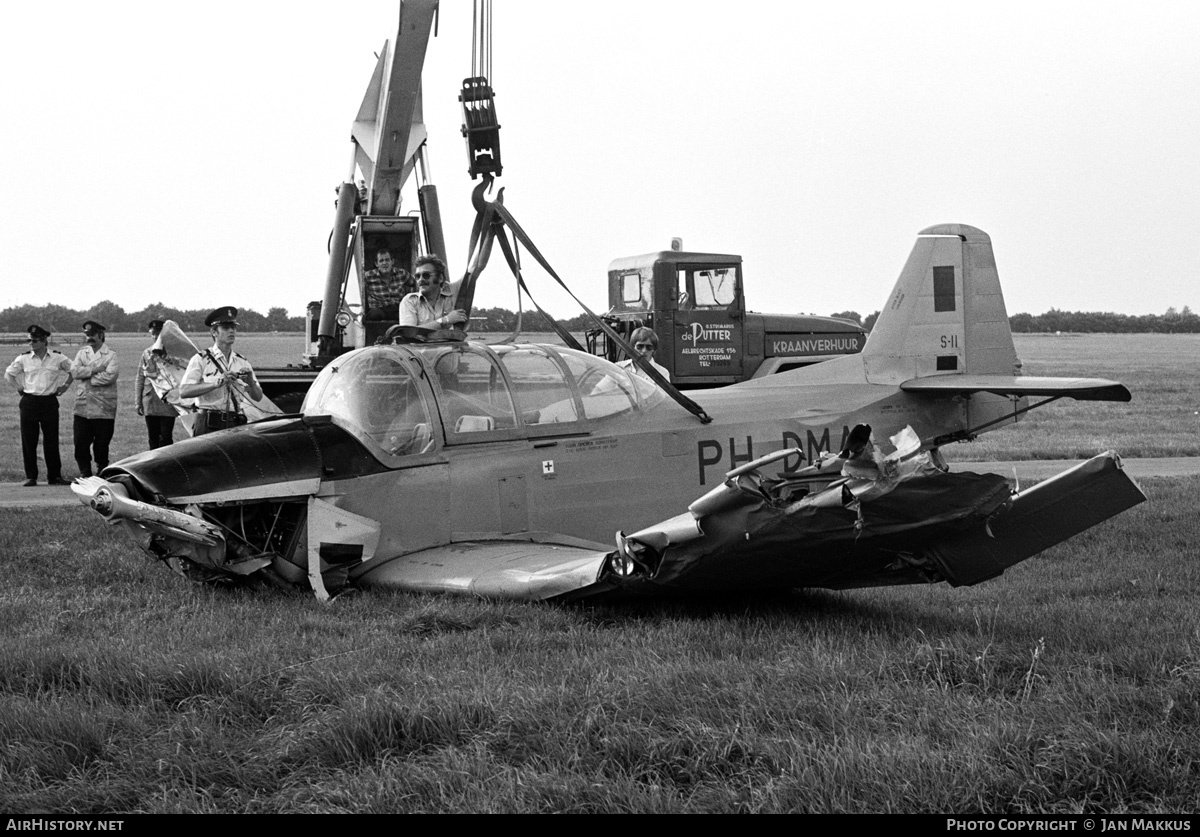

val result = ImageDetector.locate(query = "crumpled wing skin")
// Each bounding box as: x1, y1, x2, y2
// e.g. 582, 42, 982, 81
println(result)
605, 452, 1145, 596
620, 471, 1015, 594
354, 540, 612, 601
926, 452, 1146, 585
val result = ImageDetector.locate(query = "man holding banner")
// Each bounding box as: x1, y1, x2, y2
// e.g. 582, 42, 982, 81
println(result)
179, 307, 264, 435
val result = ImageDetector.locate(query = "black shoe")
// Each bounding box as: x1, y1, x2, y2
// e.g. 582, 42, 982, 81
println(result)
22, 478, 36, 487
47, 477, 71, 486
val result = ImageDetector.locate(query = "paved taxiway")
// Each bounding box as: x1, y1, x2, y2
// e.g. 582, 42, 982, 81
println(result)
0, 457, 1196, 510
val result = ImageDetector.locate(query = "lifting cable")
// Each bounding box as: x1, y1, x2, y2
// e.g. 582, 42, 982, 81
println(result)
471, 0, 493, 84
455, 177, 713, 425
461, 0, 502, 179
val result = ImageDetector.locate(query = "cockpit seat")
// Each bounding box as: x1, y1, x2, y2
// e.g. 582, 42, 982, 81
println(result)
385, 421, 434, 456
454, 415, 495, 433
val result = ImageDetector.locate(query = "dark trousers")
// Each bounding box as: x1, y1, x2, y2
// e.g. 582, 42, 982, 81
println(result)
74, 415, 115, 476
145, 415, 176, 449
19, 394, 63, 480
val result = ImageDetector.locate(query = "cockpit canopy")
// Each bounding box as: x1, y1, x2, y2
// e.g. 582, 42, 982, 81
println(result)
302, 341, 664, 463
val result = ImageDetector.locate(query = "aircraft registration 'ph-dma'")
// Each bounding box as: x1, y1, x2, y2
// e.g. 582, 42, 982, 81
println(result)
73, 225, 1146, 601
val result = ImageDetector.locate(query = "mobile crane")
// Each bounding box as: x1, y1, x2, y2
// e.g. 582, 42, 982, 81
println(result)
256, 0, 864, 407
256, 0, 448, 410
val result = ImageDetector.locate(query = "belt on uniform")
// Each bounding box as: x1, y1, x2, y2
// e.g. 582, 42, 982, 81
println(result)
200, 409, 247, 430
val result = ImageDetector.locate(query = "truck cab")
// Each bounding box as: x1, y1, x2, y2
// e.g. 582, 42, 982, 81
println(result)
587, 249, 867, 387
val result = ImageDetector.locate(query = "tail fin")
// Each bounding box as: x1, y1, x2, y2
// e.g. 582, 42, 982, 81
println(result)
862, 224, 1019, 384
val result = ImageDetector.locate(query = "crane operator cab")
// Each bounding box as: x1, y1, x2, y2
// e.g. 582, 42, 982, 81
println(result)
305, 216, 423, 359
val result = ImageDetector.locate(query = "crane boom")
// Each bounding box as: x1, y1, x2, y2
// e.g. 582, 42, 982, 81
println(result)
352, 0, 440, 216
317, 0, 441, 353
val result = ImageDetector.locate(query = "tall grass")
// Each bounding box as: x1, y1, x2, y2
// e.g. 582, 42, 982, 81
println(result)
2, 477, 1198, 812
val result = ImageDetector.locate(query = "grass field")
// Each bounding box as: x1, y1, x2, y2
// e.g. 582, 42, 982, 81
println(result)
2, 332, 1198, 482
1, 478, 1197, 813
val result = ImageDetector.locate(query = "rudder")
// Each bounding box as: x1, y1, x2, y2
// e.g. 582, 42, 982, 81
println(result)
862, 224, 1019, 384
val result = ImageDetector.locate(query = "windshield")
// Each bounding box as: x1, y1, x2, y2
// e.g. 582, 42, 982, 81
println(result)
302, 347, 435, 458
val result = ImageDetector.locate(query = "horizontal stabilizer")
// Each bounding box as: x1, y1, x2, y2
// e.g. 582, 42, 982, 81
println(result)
900, 375, 1131, 402
925, 452, 1146, 586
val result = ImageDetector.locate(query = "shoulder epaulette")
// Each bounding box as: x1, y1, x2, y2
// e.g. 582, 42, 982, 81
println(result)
21, 349, 32, 356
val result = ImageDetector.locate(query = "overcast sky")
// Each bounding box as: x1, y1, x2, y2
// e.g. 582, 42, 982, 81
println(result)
2, 0, 1197, 322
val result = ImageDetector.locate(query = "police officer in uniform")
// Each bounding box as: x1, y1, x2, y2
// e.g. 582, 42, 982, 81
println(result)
70, 320, 119, 478
4, 325, 74, 486
180, 307, 263, 435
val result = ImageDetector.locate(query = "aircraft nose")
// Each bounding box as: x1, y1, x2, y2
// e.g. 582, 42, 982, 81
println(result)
100, 415, 383, 503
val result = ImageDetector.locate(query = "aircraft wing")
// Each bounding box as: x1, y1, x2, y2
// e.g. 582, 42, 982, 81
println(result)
354, 535, 615, 601
899, 376, 1131, 402
598, 449, 1145, 596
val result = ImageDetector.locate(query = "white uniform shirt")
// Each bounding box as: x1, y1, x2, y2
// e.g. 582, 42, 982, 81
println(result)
5, 349, 72, 395
181, 346, 259, 412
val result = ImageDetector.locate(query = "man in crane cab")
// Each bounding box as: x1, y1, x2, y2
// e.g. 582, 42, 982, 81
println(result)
364, 248, 415, 321
398, 255, 467, 330
180, 307, 263, 435
618, 326, 671, 383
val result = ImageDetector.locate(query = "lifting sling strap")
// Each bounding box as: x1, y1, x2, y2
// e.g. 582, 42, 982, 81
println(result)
454, 177, 712, 424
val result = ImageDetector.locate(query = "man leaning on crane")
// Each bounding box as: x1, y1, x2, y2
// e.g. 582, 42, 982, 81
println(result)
398, 255, 468, 329
180, 307, 263, 435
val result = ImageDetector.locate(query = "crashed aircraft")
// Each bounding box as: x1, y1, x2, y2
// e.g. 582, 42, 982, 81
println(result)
73, 225, 1145, 601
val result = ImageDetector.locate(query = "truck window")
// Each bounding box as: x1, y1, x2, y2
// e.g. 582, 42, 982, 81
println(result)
693, 268, 737, 307
677, 269, 689, 308
621, 272, 641, 304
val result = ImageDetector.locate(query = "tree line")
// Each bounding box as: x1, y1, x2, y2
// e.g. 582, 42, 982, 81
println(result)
787, 308, 1200, 334
0, 302, 303, 335
1008, 307, 1200, 333
3, 301, 1198, 336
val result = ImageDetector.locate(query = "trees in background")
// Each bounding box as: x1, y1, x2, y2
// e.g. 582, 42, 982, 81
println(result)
4, 301, 1198, 335
0, 302, 306, 334
1009, 306, 1200, 333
